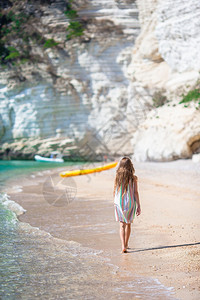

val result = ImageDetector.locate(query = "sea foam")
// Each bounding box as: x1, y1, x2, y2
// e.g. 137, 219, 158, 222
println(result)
0, 192, 26, 217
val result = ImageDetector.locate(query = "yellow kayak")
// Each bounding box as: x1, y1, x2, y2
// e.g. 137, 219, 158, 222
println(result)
60, 161, 118, 178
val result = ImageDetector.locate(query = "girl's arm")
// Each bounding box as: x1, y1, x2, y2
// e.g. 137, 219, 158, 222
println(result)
134, 177, 141, 216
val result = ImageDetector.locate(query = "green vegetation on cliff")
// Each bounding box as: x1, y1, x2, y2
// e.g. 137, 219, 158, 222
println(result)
0, 9, 30, 64
43, 39, 59, 49
179, 84, 200, 109
0, 0, 84, 66
65, 0, 84, 40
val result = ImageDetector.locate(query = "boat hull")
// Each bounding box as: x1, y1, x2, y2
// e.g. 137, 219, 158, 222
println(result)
34, 155, 64, 163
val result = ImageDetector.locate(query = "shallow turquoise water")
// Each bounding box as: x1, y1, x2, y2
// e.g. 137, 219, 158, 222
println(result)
0, 160, 83, 187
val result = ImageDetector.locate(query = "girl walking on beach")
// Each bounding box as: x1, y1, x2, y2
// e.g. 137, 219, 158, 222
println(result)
114, 157, 141, 253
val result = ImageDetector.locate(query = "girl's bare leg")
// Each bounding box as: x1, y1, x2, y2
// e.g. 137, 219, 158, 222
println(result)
125, 223, 131, 249
119, 222, 126, 252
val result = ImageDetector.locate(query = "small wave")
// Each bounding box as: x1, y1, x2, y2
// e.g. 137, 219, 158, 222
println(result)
0, 192, 26, 217
11, 185, 23, 193
114, 277, 175, 299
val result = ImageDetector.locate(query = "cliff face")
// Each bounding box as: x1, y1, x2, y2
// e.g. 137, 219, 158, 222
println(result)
130, 0, 200, 161
131, 0, 200, 92
0, 0, 200, 161
0, 0, 142, 159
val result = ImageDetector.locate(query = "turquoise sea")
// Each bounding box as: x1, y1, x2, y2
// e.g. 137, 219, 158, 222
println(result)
0, 160, 81, 187
0, 160, 176, 299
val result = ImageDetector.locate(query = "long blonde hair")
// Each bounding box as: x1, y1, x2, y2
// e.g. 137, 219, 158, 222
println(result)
113, 157, 136, 197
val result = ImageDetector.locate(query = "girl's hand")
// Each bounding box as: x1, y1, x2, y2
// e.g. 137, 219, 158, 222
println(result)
136, 205, 141, 216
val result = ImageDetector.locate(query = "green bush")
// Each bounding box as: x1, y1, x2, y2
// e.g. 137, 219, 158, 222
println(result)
7, 11, 28, 33
66, 21, 84, 40
179, 88, 200, 106
5, 47, 20, 60
64, 9, 78, 19
43, 39, 59, 49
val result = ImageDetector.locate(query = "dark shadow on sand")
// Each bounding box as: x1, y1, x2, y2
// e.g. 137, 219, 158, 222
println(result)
128, 241, 200, 253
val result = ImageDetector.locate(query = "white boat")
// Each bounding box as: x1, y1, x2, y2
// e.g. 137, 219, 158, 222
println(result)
34, 151, 64, 163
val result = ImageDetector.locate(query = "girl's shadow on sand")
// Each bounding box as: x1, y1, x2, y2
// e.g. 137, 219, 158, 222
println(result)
127, 241, 200, 253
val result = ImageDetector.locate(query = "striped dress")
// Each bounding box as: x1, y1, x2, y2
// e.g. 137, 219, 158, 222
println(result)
114, 180, 136, 223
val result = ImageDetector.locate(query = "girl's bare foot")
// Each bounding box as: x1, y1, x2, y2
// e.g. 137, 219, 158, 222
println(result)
121, 248, 127, 253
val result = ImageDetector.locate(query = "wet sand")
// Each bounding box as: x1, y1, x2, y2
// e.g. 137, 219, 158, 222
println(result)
5, 160, 200, 300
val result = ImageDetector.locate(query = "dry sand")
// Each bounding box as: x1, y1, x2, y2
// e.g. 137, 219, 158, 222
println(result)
5, 160, 200, 300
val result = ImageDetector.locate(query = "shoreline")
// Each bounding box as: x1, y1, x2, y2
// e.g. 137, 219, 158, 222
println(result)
3, 159, 200, 299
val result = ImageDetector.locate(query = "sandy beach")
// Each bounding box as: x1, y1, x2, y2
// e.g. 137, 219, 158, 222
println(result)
4, 160, 200, 300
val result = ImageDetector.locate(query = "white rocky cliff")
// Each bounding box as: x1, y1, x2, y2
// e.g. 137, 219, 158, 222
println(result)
0, 0, 200, 161
130, 0, 200, 161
